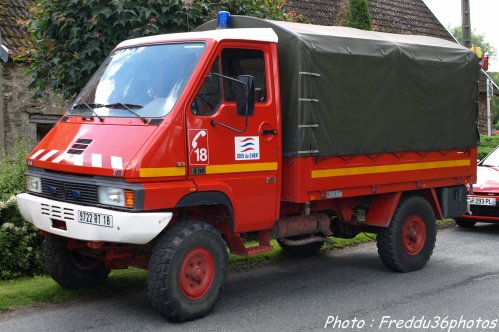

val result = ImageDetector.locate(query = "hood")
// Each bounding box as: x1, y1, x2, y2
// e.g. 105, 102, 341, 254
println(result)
473, 165, 499, 193
28, 122, 158, 177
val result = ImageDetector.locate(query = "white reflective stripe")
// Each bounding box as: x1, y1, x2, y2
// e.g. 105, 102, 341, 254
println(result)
92, 154, 102, 168
39, 150, 59, 161
111, 156, 123, 169
73, 154, 84, 166
30, 149, 45, 159
52, 152, 68, 164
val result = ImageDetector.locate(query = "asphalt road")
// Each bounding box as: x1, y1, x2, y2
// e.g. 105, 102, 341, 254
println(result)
2, 224, 499, 332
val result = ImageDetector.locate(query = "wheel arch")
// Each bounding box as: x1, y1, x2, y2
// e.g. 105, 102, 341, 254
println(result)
365, 189, 443, 228
176, 191, 234, 224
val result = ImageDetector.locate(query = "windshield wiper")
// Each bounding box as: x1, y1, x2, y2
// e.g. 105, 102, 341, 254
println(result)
71, 103, 105, 122
104, 103, 147, 123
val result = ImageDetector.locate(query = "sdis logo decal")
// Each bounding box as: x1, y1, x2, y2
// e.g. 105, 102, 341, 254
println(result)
235, 136, 260, 160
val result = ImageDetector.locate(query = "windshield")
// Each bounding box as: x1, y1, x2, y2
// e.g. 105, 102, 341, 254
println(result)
481, 147, 499, 167
69, 42, 206, 118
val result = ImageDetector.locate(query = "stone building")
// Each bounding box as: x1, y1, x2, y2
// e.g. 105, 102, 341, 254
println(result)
0, 0, 497, 156
0, 0, 68, 156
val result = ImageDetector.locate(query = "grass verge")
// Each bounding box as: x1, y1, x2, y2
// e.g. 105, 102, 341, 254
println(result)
0, 219, 455, 313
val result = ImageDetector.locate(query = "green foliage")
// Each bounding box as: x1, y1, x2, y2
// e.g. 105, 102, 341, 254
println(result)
0, 141, 45, 279
489, 72, 499, 124
478, 134, 499, 160
0, 221, 45, 280
450, 26, 497, 59
346, 0, 372, 31
22, 0, 290, 99
0, 141, 30, 201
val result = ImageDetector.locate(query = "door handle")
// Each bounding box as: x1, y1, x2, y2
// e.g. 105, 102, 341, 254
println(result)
261, 129, 277, 135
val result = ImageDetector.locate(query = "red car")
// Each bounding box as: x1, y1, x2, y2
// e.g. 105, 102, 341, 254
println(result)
456, 146, 499, 227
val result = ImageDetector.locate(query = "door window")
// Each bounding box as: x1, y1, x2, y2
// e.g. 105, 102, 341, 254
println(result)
221, 49, 267, 103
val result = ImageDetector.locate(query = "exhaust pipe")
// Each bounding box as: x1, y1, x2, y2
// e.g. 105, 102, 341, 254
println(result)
273, 214, 332, 239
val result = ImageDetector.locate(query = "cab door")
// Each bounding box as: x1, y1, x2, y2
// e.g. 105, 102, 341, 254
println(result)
186, 42, 280, 232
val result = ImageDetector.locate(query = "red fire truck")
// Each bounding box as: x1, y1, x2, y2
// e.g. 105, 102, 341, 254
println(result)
17, 13, 479, 321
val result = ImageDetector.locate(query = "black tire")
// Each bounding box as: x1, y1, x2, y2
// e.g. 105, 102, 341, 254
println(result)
43, 235, 110, 288
277, 238, 324, 257
147, 221, 228, 322
455, 218, 476, 228
376, 196, 437, 272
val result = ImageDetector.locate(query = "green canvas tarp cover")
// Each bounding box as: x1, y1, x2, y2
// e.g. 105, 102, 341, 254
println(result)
196, 16, 480, 157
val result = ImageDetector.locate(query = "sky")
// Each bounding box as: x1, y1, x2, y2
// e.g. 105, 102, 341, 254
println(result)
422, 0, 499, 72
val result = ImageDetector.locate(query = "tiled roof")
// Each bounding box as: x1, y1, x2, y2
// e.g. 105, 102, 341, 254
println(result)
285, 0, 347, 26
0, 0, 30, 53
285, 0, 454, 41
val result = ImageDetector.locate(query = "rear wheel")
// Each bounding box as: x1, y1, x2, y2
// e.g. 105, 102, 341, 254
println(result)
376, 196, 437, 272
455, 218, 476, 228
147, 221, 228, 322
43, 235, 109, 288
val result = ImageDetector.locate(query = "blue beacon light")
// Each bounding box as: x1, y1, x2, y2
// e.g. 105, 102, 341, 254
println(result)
217, 11, 231, 29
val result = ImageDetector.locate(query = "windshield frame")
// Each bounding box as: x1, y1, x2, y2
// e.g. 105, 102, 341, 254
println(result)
68, 41, 207, 120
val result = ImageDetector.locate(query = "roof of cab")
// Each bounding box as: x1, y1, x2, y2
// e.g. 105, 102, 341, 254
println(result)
116, 28, 278, 49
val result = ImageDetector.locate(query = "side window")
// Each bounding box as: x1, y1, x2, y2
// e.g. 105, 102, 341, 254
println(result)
221, 49, 267, 103
192, 58, 222, 116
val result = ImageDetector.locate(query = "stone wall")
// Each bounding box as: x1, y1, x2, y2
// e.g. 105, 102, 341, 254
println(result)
1, 62, 68, 156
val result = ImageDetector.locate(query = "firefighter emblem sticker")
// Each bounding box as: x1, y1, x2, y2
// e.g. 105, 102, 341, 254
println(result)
189, 129, 209, 165
235, 136, 260, 160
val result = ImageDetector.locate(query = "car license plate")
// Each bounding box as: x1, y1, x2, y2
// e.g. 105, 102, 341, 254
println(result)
468, 197, 496, 206
78, 211, 113, 228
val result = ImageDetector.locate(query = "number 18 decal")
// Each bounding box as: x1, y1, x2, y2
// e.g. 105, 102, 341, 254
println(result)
189, 129, 209, 165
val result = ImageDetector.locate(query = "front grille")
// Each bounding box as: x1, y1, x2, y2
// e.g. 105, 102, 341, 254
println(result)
41, 178, 98, 205
470, 205, 499, 217
41, 203, 75, 221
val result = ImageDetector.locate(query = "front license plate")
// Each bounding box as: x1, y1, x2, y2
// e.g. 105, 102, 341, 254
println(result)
468, 197, 496, 206
78, 211, 113, 228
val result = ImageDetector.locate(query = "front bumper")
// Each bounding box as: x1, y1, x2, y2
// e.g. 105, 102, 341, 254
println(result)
17, 193, 172, 244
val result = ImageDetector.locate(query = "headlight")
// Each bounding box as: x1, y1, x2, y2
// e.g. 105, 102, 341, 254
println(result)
98, 187, 134, 208
98, 187, 125, 207
26, 176, 42, 193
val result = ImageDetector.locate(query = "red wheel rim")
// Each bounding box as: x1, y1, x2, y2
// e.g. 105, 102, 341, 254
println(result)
179, 247, 215, 301
402, 215, 426, 255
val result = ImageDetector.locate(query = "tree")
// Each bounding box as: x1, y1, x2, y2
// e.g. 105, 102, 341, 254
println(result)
20, 0, 290, 99
346, 0, 372, 31
450, 26, 497, 59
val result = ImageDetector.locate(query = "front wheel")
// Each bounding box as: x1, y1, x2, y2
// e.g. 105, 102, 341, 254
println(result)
376, 196, 437, 272
147, 221, 228, 322
43, 235, 110, 288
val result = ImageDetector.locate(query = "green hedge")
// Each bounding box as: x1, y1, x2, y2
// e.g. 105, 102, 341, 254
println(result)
478, 134, 499, 160
0, 142, 45, 279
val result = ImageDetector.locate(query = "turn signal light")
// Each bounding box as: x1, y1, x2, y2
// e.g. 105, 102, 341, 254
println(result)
125, 190, 135, 209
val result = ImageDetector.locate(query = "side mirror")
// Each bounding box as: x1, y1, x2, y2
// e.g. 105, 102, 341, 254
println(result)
235, 75, 255, 117
0, 45, 9, 63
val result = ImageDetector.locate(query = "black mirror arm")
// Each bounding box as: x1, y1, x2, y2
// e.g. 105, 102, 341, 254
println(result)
210, 115, 248, 133
208, 72, 245, 86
